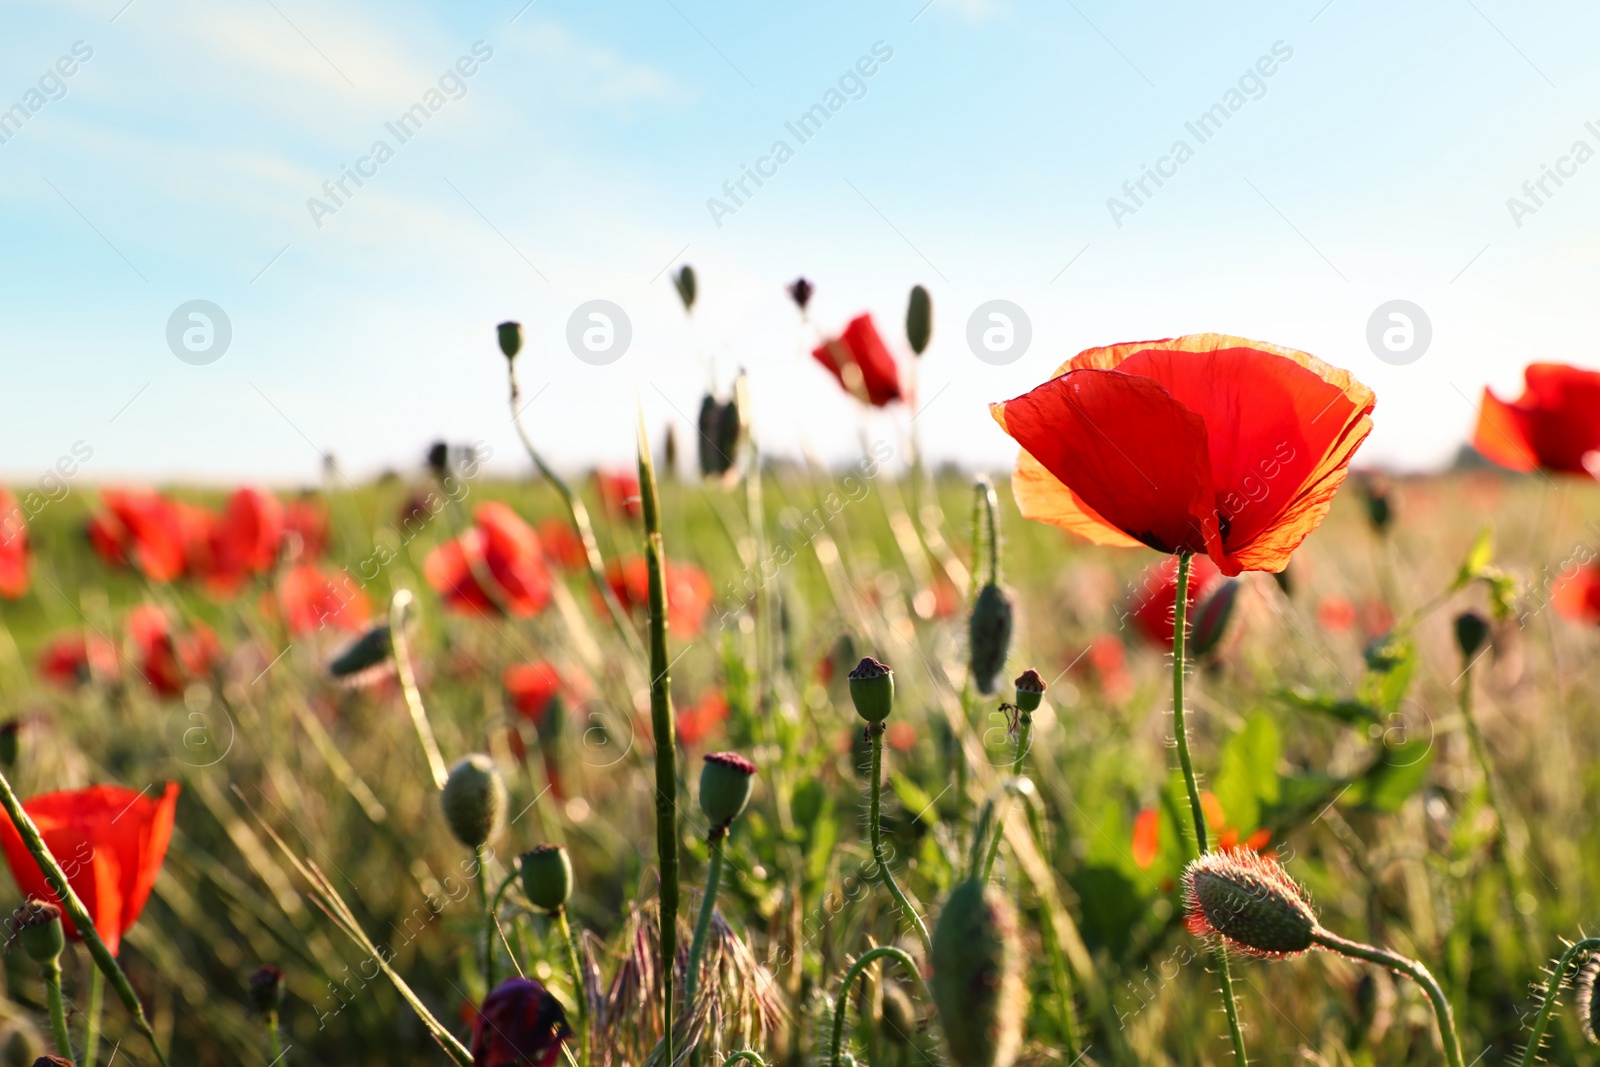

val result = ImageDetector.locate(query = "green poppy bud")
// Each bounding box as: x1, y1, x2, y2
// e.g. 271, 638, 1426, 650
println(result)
497, 321, 523, 360
931, 877, 1025, 1067
1012, 669, 1045, 714
673, 265, 697, 312
1190, 579, 1241, 658
519, 844, 574, 913
441, 754, 507, 849
249, 964, 285, 1015
15, 900, 63, 966
906, 285, 932, 355
1182, 850, 1317, 958
0, 720, 19, 769
1454, 611, 1490, 661
327, 624, 393, 683
699, 751, 757, 832
968, 583, 1014, 696
848, 657, 894, 724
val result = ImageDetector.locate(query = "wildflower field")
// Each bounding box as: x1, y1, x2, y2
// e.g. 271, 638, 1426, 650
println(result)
5, 317, 1600, 1067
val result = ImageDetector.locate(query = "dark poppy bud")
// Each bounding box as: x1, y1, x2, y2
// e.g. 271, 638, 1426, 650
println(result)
426, 441, 450, 479
14, 899, 63, 965
497, 321, 523, 360
0, 720, 19, 769
1190, 579, 1241, 658
880, 980, 917, 1045
249, 964, 285, 1015
697, 395, 740, 478
1183, 850, 1317, 958
519, 844, 573, 913
848, 657, 894, 724
673, 265, 696, 312
968, 583, 1014, 696
1454, 611, 1490, 661
1360, 477, 1393, 534
327, 624, 393, 683
1013, 669, 1045, 713
441, 754, 507, 849
700, 751, 757, 833
663, 423, 678, 473
32, 1057, 74, 1067
471, 978, 573, 1067
931, 877, 1025, 1067
787, 277, 814, 312
906, 285, 932, 355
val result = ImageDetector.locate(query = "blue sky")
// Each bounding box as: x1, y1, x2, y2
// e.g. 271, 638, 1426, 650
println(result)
1, 0, 1597, 484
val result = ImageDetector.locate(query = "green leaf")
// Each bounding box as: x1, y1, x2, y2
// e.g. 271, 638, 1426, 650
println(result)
890, 773, 940, 830
1272, 686, 1381, 724
1359, 634, 1417, 715
1346, 740, 1433, 812
1454, 526, 1494, 590
1212, 713, 1281, 833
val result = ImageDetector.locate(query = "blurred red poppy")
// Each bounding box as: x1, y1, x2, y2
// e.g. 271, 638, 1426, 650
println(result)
1553, 563, 1600, 625
605, 556, 713, 638
37, 631, 120, 688
536, 518, 586, 571
1132, 808, 1160, 869
503, 662, 563, 727
595, 470, 642, 520
425, 503, 553, 618
1317, 597, 1356, 632
1127, 555, 1221, 647
812, 313, 903, 407
676, 691, 729, 746
1475, 363, 1600, 475
283, 495, 330, 559
194, 488, 284, 595
127, 604, 220, 698
991, 334, 1375, 576
471, 977, 571, 1067
88, 490, 187, 582
276, 563, 370, 637
0, 782, 180, 955
0, 489, 28, 599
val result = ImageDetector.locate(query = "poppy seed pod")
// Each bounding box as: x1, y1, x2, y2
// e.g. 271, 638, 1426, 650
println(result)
519, 844, 573, 913
249, 964, 285, 1015
15, 899, 63, 965
931, 877, 1026, 1067
906, 285, 932, 355
441, 754, 507, 849
1182, 850, 1318, 958
968, 583, 1014, 696
1190, 578, 1241, 658
497, 321, 523, 360
848, 657, 894, 724
1454, 611, 1490, 661
700, 751, 757, 832
1013, 669, 1045, 713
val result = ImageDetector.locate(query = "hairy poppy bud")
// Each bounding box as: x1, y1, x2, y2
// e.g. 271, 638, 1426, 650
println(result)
519, 844, 573, 913
249, 964, 285, 1015
327, 623, 393, 683
968, 583, 1014, 696
880, 980, 916, 1045
497, 321, 523, 360
1577, 954, 1600, 1044
1190, 578, 1241, 658
441, 754, 507, 849
848, 657, 894, 724
1013, 669, 1045, 713
931, 877, 1025, 1067
906, 285, 932, 356
0, 720, 18, 769
1453, 611, 1490, 661
787, 277, 814, 312
1182, 850, 1318, 958
700, 751, 757, 833
14, 899, 63, 965
673, 265, 696, 312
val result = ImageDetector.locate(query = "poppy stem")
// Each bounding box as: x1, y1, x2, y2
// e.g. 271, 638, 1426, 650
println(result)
868, 724, 933, 956
637, 411, 680, 1067
1171, 553, 1250, 1066
828, 946, 931, 1067
389, 590, 449, 791
265, 1008, 285, 1064
556, 907, 590, 1067
40, 961, 72, 1061
83, 963, 104, 1067
1310, 928, 1465, 1067
478, 844, 496, 994
0, 768, 172, 1067
1516, 936, 1600, 1067
685, 834, 724, 1008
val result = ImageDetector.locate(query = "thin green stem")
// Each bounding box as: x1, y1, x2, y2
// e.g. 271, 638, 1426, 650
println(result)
478, 845, 496, 993
0, 766, 171, 1067
266, 1009, 285, 1064
828, 946, 932, 1067
556, 909, 590, 1067
41, 961, 73, 1060
685, 838, 725, 1006
723, 1053, 768, 1067
1517, 936, 1600, 1067
83, 957, 104, 1067
869, 726, 933, 955
1311, 928, 1465, 1067
977, 713, 1035, 884
978, 476, 1000, 585
389, 591, 448, 790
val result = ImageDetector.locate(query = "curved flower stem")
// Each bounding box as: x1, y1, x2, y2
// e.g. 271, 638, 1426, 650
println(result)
556, 908, 591, 1067
828, 946, 932, 1067
1171, 553, 1250, 1066
389, 591, 449, 790
510, 358, 645, 665
723, 1053, 768, 1067
685, 835, 725, 1006
1517, 936, 1600, 1067
1311, 928, 1464, 1067
868, 724, 933, 956
0, 768, 173, 1067
41, 960, 73, 1060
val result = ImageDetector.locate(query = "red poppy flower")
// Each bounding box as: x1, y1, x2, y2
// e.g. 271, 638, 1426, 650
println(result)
206, 488, 283, 591
1132, 808, 1160, 869
425, 503, 553, 619
595, 470, 642, 520
536, 518, 587, 571
127, 604, 220, 698
1127, 555, 1221, 647
1475, 363, 1600, 475
471, 977, 572, 1067
605, 556, 713, 639
37, 631, 120, 688
276, 564, 370, 637
87, 490, 187, 582
503, 663, 564, 727
812, 313, 903, 407
283, 495, 330, 559
991, 334, 1375, 576
1554, 563, 1600, 625
0, 489, 28, 599
676, 690, 729, 746
0, 782, 180, 955
1317, 596, 1356, 632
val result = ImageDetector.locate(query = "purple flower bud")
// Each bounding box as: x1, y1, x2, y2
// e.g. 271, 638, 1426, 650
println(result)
472, 978, 572, 1067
